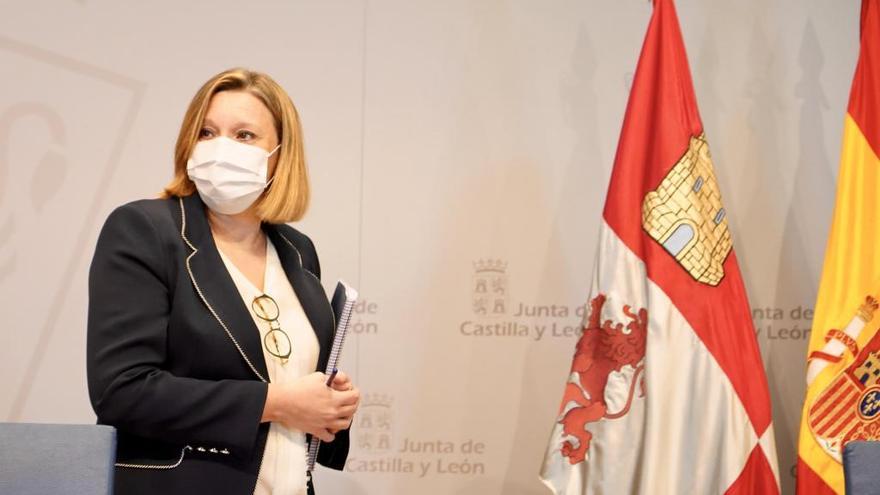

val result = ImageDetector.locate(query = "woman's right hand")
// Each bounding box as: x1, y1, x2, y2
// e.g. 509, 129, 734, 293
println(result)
262, 372, 360, 442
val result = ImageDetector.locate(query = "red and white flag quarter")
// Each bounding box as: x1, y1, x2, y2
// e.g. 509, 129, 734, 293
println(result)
540, 1, 780, 493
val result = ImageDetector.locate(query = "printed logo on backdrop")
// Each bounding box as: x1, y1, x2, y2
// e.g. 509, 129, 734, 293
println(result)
472, 259, 507, 317
0, 36, 144, 420
752, 305, 814, 342
461, 259, 586, 341
354, 393, 394, 455
350, 298, 380, 336
346, 393, 488, 478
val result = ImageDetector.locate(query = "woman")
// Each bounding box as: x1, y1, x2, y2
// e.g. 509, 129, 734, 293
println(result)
87, 68, 359, 495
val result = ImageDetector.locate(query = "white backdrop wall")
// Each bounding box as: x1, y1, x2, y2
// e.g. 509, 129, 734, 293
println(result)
0, 1, 859, 494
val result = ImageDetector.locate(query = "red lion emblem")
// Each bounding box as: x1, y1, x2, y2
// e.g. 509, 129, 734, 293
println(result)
558, 293, 648, 464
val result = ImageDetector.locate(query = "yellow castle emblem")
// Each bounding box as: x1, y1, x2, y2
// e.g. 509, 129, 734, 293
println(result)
641, 133, 732, 286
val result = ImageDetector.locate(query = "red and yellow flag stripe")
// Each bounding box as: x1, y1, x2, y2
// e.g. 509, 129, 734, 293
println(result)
797, 1, 880, 493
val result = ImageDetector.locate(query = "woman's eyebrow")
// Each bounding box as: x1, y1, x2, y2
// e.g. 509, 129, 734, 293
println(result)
201, 116, 262, 128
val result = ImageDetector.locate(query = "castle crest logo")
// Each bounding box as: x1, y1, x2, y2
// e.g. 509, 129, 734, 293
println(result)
355, 394, 394, 455
472, 259, 508, 318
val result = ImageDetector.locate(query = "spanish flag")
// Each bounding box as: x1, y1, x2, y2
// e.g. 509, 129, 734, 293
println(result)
797, 2, 880, 493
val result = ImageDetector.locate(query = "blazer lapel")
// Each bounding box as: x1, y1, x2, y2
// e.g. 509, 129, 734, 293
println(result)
178, 195, 270, 382
265, 226, 335, 373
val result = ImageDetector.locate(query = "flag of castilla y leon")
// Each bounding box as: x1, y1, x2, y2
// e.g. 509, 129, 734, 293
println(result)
797, 2, 880, 494
540, 0, 780, 493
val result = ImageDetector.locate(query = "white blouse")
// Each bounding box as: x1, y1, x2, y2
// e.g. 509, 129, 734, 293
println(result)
218, 239, 319, 495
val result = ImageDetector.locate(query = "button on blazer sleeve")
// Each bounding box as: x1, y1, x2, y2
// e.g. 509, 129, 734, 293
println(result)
87, 202, 268, 455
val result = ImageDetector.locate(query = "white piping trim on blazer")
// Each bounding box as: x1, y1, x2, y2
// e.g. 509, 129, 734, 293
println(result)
116, 446, 192, 469
115, 198, 267, 471
179, 196, 268, 383
277, 232, 337, 333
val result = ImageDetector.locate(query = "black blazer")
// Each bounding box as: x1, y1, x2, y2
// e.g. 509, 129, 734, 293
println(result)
87, 194, 348, 495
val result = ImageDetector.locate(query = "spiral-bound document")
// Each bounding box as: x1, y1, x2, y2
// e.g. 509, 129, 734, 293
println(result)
307, 280, 358, 472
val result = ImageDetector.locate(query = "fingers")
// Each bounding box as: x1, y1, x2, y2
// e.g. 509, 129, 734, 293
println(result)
315, 415, 352, 434
313, 428, 335, 443
321, 388, 358, 432
321, 401, 356, 423
333, 387, 360, 406
282, 373, 358, 438
329, 417, 351, 431
330, 371, 352, 391
335, 403, 358, 419
272, 374, 359, 438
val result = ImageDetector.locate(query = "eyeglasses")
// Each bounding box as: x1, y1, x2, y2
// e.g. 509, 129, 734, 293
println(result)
252, 294, 291, 364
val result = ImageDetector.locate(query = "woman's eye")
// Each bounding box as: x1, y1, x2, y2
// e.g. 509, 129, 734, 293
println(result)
198, 128, 214, 139
237, 130, 256, 141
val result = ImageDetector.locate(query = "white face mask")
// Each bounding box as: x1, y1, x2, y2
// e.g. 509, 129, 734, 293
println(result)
186, 137, 280, 215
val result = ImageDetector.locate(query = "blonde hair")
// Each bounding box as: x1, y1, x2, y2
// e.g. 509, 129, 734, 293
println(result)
163, 68, 310, 223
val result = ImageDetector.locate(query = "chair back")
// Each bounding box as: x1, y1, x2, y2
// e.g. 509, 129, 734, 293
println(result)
0, 423, 116, 495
